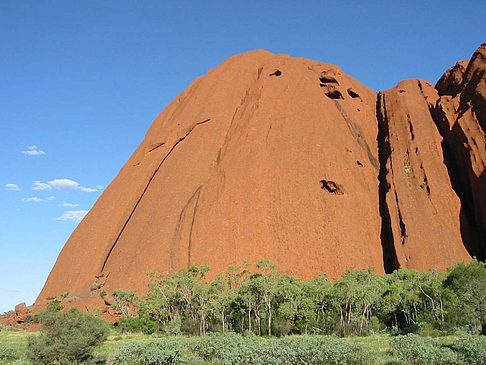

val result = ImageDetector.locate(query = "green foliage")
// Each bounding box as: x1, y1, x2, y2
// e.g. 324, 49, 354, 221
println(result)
112, 289, 138, 318
109, 340, 182, 365
332, 268, 385, 336
190, 333, 373, 365
116, 316, 158, 334
444, 259, 486, 334
390, 334, 459, 365
452, 335, 486, 365
0, 344, 19, 361
26, 308, 109, 365
108, 259, 486, 338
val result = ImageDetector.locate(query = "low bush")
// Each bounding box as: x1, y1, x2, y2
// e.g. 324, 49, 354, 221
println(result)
190, 333, 372, 365
109, 340, 182, 365
390, 334, 459, 365
116, 316, 159, 334
26, 308, 109, 365
452, 335, 486, 365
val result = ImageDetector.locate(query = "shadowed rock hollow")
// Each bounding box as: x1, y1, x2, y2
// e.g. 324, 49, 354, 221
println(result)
36, 44, 485, 311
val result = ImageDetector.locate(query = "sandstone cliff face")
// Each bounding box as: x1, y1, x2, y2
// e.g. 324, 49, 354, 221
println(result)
36, 45, 485, 309
377, 80, 470, 272
432, 43, 486, 258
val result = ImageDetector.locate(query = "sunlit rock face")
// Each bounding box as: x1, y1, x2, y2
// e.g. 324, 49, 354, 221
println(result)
37, 45, 485, 311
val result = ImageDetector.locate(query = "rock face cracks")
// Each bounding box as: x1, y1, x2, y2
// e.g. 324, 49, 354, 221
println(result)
36, 45, 486, 310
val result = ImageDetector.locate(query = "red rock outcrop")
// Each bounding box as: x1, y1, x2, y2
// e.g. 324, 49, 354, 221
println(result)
432, 43, 486, 257
34, 45, 485, 308
0, 302, 32, 327
377, 80, 471, 271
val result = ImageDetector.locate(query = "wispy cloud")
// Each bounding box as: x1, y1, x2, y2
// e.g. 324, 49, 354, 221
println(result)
32, 178, 100, 193
48, 178, 80, 190
32, 181, 52, 191
60, 203, 79, 207
22, 145, 45, 156
79, 185, 100, 193
79, 187, 98, 192
56, 210, 88, 223
21, 196, 55, 203
5, 183, 21, 191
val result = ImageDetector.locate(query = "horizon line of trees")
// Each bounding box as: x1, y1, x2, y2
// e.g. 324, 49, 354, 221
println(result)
102, 259, 486, 337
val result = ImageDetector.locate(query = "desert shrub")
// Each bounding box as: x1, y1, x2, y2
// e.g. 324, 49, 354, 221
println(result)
452, 335, 486, 365
26, 308, 109, 365
190, 333, 372, 365
109, 340, 182, 365
116, 316, 158, 334
0, 344, 19, 361
390, 334, 459, 365
189, 332, 259, 364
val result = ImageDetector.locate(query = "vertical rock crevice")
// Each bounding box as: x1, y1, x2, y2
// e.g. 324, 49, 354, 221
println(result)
376, 92, 400, 273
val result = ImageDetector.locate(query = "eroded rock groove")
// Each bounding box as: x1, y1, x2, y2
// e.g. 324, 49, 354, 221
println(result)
100, 119, 212, 272
376, 92, 400, 273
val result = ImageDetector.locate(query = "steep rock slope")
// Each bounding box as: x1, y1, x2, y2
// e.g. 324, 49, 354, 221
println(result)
38, 51, 385, 304
377, 80, 470, 271
35, 45, 485, 309
432, 43, 486, 257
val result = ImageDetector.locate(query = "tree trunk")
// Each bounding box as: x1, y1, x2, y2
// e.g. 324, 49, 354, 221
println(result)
267, 301, 272, 337
268, 309, 272, 336
221, 309, 226, 333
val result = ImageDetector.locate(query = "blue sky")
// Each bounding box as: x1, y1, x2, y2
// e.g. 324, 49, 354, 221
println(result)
0, 1, 484, 313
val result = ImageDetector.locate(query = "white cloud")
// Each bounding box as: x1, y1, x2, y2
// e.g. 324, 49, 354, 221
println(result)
56, 210, 88, 223
21, 196, 55, 203
22, 145, 45, 156
22, 197, 43, 203
60, 203, 79, 207
48, 178, 80, 190
5, 183, 21, 191
32, 181, 52, 191
31, 178, 100, 193
79, 187, 98, 193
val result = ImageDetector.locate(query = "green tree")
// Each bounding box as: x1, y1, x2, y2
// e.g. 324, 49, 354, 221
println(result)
298, 275, 332, 334
169, 265, 211, 335
382, 268, 423, 331
445, 259, 486, 334
112, 289, 138, 318
332, 269, 384, 335
208, 273, 237, 333
256, 259, 279, 336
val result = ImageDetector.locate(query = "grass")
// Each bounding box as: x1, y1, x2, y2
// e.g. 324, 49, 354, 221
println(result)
347, 335, 394, 365
0, 328, 29, 365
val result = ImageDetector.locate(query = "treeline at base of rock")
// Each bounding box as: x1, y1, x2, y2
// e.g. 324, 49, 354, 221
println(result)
35, 259, 486, 338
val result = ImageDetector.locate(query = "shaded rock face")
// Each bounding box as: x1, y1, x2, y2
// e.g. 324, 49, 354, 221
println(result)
432, 43, 486, 259
36, 45, 485, 307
